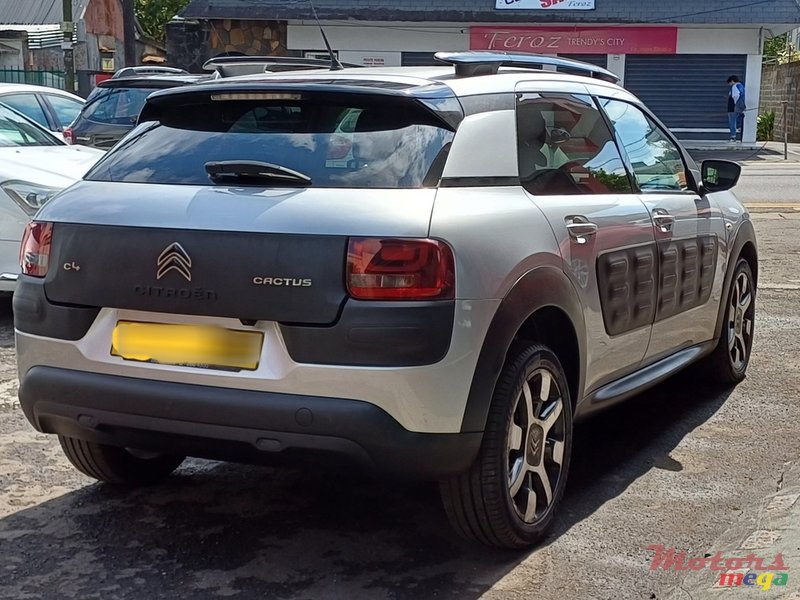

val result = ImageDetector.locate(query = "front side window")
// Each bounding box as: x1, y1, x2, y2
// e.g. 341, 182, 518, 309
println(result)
600, 99, 690, 193
87, 96, 454, 189
0, 93, 49, 128
516, 93, 633, 196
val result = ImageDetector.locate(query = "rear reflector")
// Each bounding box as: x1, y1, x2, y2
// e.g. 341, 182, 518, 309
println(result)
347, 238, 455, 300
19, 221, 53, 278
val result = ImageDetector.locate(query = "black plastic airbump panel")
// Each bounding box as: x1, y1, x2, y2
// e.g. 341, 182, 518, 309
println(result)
656, 235, 717, 321
280, 300, 455, 366
597, 243, 657, 336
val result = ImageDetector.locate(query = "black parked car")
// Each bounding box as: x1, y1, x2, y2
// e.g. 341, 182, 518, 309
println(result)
64, 67, 206, 149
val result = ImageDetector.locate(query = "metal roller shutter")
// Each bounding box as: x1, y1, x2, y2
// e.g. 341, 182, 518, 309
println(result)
624, 54, 747, 140
401, 52, 439, 66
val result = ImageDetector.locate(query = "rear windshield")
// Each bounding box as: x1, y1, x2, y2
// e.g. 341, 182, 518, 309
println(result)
86, 96, 455, 188
83, 87, 160, 125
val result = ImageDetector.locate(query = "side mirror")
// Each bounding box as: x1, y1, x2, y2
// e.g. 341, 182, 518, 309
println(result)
701, 159, 741, 193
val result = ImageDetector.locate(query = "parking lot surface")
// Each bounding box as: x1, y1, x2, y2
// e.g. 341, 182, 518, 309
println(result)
0, 214, 798, 600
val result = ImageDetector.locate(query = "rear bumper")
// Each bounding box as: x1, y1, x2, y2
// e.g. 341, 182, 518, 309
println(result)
19, 366, 482, 479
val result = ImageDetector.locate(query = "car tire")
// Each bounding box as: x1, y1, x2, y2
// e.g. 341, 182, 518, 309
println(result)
703, 258, 756, 385
440, 344, 573, 549
58, 435, 184, 486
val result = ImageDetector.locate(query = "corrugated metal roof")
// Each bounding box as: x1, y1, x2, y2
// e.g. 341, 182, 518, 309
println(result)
0, 0, 89, 25
180, 0, 800, 25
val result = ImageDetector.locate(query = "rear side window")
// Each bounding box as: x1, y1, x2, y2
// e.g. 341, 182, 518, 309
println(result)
86, 95, 455, 188
45, 94, 83, 128
82, 87, 157, 125
516, 92, 632, 196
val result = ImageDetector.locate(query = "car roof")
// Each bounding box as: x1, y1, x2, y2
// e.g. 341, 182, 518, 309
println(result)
0, 83, 84, 101
98, 74, 211, 89
143, 52, 640, 105
147, 65, 639, 106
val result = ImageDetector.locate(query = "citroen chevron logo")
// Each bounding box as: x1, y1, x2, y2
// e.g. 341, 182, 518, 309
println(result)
156, 243, 192, 282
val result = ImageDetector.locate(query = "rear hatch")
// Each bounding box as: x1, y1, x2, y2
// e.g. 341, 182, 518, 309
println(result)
37, 82, 460, 325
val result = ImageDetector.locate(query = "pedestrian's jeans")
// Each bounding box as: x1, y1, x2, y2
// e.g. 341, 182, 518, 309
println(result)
728, 112, 743, 139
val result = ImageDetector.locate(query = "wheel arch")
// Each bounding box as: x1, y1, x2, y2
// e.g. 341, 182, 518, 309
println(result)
714, 219, 758, 340
460, 266, 586, 433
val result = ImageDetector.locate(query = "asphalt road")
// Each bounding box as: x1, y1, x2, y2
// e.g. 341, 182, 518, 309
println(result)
688, 148, 800, 204
0, 215, 799, 600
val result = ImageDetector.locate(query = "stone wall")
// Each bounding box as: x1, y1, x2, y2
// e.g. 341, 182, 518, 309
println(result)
167, 19, 288, 73
166, 19, 213, 73
209, 20, 287, 56
760, 62, 800, 142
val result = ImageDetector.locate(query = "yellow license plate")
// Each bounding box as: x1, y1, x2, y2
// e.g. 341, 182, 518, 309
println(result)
111, 321, 264, 371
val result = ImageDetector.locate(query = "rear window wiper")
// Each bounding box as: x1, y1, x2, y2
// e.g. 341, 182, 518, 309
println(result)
204, 161, 312, 186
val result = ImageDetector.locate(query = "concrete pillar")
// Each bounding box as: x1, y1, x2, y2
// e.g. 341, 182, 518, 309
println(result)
607, 54, 625, 86
744, 53, 762, 144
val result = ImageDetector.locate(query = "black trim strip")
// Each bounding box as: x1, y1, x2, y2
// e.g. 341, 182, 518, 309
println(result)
439, 176, 520, 188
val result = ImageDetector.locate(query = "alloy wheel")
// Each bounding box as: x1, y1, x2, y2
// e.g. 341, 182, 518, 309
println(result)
507, 367, 567, 524
727, 270, 754, 371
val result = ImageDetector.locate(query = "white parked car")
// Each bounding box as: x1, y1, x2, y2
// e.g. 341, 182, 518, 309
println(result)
0, 103, 104, 292
0, 83, 85, 143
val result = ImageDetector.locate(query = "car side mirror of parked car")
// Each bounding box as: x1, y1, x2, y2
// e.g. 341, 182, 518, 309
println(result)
701, 159, 741, 193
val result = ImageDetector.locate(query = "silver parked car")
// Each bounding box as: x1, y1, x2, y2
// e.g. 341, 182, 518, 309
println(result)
15, 52, 757, 549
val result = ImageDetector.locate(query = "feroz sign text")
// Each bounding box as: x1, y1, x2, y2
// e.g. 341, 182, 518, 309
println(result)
471, 26, 678, 54
496, 0, 595, 9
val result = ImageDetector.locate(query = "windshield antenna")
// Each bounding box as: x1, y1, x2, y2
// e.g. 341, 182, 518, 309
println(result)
309, 0, 344, 71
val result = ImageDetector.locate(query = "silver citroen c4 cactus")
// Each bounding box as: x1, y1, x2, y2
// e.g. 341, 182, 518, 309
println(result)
15, 52, 757, 549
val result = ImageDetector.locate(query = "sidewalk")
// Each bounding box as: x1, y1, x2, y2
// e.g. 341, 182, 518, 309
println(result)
666, 460, 800, 599
687, 141, 800, 164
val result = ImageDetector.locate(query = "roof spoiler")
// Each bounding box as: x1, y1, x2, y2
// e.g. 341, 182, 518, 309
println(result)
434, 51, 620, 83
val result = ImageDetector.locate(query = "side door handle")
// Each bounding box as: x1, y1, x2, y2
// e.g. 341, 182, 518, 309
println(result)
565, 215, 598, 244
652, 209, 675, 233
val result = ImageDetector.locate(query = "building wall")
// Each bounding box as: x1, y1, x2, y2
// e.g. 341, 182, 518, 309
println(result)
760, 62, 800, 142
209, 19, 287, 56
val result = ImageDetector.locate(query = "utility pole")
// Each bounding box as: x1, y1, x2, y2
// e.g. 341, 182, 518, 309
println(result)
120, 0, 137, 67
61, 0, 75, 92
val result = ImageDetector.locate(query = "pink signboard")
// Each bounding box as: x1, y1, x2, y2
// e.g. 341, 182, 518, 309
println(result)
470, 26, 678, 54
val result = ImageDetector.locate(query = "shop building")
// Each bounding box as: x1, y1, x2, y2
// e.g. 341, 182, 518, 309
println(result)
175, 0, 800, 143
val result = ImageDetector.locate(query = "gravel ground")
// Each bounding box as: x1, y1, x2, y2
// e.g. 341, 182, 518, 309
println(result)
0, 215, 798, 600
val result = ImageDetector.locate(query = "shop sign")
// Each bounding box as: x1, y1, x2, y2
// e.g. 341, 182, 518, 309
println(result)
496, 0, 595, 9
471, 26, 678, 54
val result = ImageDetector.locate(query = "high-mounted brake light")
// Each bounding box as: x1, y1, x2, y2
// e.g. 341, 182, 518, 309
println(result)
19, 222, 53, 278
347, 238, 455, 301
210, 93, 302, 101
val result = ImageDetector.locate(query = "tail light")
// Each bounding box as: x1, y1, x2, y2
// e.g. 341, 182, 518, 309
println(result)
347, 238, 455, 300
19, 222, 53, 277
63, 127, 74, 144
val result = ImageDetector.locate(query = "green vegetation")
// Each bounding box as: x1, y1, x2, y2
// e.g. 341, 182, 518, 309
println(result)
757, 111, 776, 141
135, 0, 191, 42
763, 34, 800, 65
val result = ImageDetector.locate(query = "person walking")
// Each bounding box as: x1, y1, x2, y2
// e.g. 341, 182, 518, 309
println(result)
727, 75, 746, 142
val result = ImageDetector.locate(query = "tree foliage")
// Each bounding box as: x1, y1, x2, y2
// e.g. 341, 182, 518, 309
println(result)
763, 34, 800, 65
135, 0, 191, 42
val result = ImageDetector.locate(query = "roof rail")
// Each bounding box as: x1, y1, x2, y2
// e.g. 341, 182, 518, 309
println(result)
113, 66, 189, 79
434, 51, 620, 83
